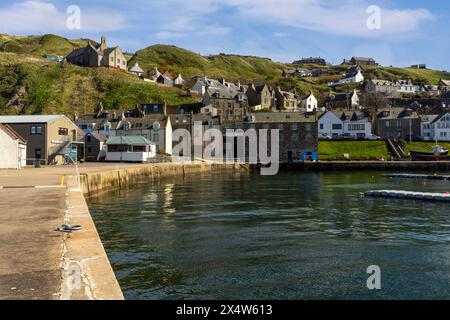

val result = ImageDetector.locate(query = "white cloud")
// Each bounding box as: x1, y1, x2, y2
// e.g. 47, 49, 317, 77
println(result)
161, 0, 433, 39
0, 1, 127, 34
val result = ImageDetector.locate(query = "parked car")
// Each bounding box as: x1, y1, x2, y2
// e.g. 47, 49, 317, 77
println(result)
319, 133, 332, 140
366, 134, 382, 141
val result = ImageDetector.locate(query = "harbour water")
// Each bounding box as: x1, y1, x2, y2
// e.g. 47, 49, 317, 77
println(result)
88, 171, 450, 300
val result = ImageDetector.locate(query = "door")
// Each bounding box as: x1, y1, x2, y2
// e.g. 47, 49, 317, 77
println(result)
288, 151, 294, 163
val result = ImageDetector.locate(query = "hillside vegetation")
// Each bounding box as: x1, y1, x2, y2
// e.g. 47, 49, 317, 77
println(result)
129, 45, 286, 82
1, 33, 450, 117
0, 52, 198, 116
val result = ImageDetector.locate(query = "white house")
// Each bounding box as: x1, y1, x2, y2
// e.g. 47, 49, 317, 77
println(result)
329, 67, 364, 87
105, 136, 156, 162
318, 110, 372, 139
128, 63, 144, 77
300, 93, 318, 113
395, 80, 419, 94
174, 74, 185, 86
0, 124, 27, 169
421, 113, 450, 141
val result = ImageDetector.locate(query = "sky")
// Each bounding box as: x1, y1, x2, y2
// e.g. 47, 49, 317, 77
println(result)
0, 0, 449, 70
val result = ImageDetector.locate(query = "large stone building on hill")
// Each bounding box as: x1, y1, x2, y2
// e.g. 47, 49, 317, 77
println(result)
66, 36, 127, 71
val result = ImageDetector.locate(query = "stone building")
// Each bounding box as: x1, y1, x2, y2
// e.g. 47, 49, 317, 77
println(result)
66, 36, 127, 71
275, 88, 298, 111
246, 84, 275, 111
202, 87, 249, 127
326, 90, 360, 110
243, 112, 318, 162
376, 108, 421, 140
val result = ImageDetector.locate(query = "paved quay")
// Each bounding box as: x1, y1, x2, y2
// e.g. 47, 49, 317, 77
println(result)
0, 163, 141, 300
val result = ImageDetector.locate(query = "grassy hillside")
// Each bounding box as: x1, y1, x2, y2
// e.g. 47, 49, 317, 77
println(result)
2, 33, 450, 117
0, 34, 91, 57
0, 52, 199, 116
129, 45, 286, 82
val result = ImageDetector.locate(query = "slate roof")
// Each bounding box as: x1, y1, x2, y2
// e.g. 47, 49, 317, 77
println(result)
129, 63, 144, 73
377, 108, 419, 120
420, 114, 440, 125
0, 123, 27, 143
249, 112, 316, 123
86, 132, 107, 142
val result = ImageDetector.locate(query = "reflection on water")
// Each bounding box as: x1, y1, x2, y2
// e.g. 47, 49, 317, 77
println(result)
88, 171, 450, 300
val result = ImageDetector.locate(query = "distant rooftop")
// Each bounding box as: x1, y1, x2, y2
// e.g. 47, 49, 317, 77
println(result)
0, 115, 69, 124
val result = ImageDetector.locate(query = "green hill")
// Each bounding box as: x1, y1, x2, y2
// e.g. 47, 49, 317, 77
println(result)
129, 45, 286, 82
0, 52, 199, 116
2, 33, 450, 117
0, 34, 91, 57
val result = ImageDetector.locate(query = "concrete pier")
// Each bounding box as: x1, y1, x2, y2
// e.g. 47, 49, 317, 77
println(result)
364, 190, 450, 202
384, 173, 450, 181
0, 162, 244, 300
280, 161, 450, 171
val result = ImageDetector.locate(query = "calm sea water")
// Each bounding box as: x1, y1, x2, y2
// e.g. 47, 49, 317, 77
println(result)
88, 171, 450, 300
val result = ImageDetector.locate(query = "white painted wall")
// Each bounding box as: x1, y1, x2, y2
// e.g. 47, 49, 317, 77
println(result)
106, 145, 156, 162
318, 112, 344, 137
301, 95, 318, 112
319, 111, 372, 138
0, 128, 26, 169
422, 114, 450, 141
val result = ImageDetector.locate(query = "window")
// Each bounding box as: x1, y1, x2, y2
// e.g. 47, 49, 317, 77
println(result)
86, 135, 92, 142
133, 146, 146, 152
332, 124, 342, 130
320, 124, 324, 130
348, 124, 365, 131
31, 126, 43, 135
35, 148, 42, 159
59, 127, 69, 136
117, 59, 120, 64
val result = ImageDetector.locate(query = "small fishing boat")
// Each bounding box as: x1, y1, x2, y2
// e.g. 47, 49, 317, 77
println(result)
410, 145, 450, 161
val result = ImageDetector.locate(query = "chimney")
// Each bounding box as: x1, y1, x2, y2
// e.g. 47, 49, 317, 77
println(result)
100, 36, 107, 52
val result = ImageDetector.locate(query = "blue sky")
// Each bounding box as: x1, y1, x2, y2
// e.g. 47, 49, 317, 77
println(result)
0, 0, 449, 70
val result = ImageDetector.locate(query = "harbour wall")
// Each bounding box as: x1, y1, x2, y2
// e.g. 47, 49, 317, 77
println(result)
80, 162, 247, 196
279, 161, 450, 171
